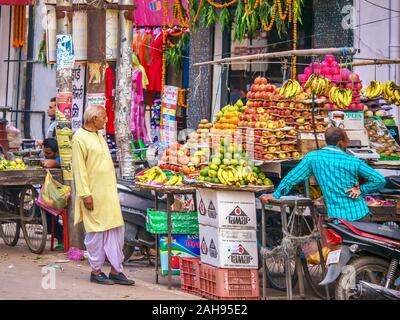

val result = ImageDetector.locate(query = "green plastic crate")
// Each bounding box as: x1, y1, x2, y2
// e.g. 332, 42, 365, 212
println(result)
146, 209, 199, 234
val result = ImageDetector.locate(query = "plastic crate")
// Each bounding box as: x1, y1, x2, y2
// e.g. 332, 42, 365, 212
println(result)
179, 257, 200, 294
199, 263, 259, 300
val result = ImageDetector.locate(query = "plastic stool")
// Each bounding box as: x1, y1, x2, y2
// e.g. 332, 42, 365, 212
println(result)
50, 208, 69, 252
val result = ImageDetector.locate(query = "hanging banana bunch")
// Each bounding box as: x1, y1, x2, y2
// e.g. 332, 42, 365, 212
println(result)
279, 79, 302, 98
365, 80, 384, 99
329, 87, 352, 109
304, 74, 331, 96
383, 80, 400, 106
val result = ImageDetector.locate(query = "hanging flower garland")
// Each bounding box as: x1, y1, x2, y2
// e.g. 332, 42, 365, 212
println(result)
291, 0, 298, 79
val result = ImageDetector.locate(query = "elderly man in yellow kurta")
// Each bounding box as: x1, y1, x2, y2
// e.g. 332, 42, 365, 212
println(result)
72, 105, 134, 286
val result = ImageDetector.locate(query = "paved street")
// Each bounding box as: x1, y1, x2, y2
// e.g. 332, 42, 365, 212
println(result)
0, 239, 201, 300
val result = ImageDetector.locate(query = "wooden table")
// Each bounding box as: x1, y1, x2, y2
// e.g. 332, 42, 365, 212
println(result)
135, 183, 197, 290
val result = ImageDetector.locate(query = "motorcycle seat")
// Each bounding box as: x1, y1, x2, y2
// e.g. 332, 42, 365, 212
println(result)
349, 221, 400, 241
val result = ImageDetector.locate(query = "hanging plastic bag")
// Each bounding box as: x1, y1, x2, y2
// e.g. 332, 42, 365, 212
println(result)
41, 170, 71, 209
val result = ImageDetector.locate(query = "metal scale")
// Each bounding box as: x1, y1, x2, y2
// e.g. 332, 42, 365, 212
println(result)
329, 111, 380, 160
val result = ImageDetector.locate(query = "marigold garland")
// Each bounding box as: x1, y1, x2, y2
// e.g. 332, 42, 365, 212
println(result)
206, 0, 238, 9
292, 0, 298, 79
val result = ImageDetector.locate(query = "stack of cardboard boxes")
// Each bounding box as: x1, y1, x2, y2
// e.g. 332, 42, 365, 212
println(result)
196, 188, 259, 299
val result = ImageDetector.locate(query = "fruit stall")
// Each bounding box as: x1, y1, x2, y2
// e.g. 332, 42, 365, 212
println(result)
134, 47, 400, 299
0, 155, 63, 254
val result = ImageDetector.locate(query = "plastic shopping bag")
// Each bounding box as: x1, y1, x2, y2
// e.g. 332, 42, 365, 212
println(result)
41, 170, 71, 209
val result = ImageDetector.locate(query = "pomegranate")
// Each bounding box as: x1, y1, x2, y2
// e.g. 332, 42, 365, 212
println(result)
304, 67, 312, 77
321, 66, 330, 76
345, 82, 354, 89
298, 74, 307, 82
321, 61, 330, 68
325, 55, 335, 64
330, 67, 339, 75
349, 73, 360, 83
353, 82, 363, 90
330, 61, 339, 68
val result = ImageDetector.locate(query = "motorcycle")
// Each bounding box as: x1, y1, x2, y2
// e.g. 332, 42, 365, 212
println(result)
117, 179, 166, 263
319, 217, 400, 300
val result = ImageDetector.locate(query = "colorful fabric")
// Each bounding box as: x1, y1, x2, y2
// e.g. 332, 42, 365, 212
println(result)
106, 133, 117, 155
147, 32, 163, 92
84, 226, 124, 273
131, 68, 149, 144
132, 54, 149, 88
105, 67, 115, 135
72, 128, 124, 232
273, 145, 386, 221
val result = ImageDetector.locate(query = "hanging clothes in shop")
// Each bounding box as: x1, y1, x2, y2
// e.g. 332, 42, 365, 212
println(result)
131, 55, 149, 145
147, 29, 163, 92
105, 66, 116, 135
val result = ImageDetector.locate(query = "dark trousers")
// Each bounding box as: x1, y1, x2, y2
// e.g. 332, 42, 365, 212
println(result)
45, 212, 63, 243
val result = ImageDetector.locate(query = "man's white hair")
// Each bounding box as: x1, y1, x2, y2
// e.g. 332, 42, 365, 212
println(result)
83, 105, 106, 123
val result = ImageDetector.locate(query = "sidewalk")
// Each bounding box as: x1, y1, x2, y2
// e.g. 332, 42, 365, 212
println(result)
0, 240, 201, 300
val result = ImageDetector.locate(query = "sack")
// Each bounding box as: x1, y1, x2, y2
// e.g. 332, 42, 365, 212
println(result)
41, 170, 71, 209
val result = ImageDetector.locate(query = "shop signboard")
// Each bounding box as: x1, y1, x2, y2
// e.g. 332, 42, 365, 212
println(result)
72, 63, 86, 132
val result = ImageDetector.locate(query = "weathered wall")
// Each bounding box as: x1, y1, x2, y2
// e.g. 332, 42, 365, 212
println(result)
312, 0, 354, 48
187, 27, 214, 129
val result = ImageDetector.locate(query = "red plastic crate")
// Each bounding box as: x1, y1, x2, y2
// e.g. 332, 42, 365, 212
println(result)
199, 263, 259, 300
179, 257, 201, 294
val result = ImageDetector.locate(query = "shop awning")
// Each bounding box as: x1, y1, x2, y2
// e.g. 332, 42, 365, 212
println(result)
0, 0, 32, 5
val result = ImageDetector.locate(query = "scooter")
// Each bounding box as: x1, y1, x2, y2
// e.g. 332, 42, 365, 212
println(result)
319, 218, 400, 300
117, 179, 166, 262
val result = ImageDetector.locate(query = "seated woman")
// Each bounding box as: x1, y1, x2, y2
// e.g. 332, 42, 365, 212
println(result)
40, 138, 63, 250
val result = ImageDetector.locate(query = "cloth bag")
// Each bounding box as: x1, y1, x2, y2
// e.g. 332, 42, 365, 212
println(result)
40, 170, 70, 209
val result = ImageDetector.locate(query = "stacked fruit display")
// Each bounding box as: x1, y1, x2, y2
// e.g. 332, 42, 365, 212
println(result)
160, 143, 201, 174
365, 118, 400, 159
241, 128, 300, 161
212, 100, 247, 134
246, 76, 278, 101
136, 166, 185, 186
199, 140, 273, 186
298, 55, 364, 111
0, 158, 27, 171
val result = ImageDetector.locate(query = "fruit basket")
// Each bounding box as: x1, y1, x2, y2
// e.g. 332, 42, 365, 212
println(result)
179, 257, 201, 294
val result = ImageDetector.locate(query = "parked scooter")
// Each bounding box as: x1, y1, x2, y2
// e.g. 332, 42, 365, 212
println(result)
319, 218, 400, 300
117, 179, 166, 262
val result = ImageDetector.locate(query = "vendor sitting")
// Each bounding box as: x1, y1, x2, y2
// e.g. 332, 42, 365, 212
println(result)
40, 138, 64, 250
41, 138, 61, 168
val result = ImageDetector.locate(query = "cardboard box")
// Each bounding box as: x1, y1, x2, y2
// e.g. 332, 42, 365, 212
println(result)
196, 188, 256, 229
159, 234, 200, 276
298, 132, 326, 155
199, 224, 258, 269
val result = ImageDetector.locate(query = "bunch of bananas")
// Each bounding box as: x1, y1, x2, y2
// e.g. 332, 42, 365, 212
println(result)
365, 80, 384, 99
164, 175, 183, 186
136, 167, 167, 184
217, 166, 240, 186
304, 74, 330, 96
383, 80, 400, 106
309, 185, 322, 200
279, 80, 302, 98
329, 87, 352, 108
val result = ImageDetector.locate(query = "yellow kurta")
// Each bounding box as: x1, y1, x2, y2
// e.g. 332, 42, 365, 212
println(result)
72, 128, 124, 232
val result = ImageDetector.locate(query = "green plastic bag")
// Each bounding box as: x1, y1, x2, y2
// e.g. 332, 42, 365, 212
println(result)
41, 170, 70, 209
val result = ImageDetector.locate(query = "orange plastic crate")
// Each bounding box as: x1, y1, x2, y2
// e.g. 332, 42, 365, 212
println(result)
199, 263, 259, 300
179, 257, 201, 294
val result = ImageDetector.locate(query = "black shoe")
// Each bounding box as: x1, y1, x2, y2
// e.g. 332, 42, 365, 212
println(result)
108, 272, 135, 285
90, 272, 115, 285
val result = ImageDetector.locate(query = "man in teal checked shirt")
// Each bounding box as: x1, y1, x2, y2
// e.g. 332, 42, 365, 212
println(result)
260, 127, 386, 222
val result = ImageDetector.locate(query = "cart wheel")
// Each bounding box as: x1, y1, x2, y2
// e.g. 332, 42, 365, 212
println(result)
20, 186, 47, 254
0, 220, 20, 246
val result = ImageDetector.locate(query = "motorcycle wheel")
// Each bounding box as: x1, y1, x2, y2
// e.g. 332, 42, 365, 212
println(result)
335, 256, 389, 300
122, 244, 136, 263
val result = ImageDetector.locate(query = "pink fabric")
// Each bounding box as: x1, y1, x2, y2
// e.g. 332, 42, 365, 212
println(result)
84, 226, 125, 273
131, 68, 149, 144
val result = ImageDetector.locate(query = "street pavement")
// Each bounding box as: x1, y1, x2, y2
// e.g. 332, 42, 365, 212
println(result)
0, 238, 317, 300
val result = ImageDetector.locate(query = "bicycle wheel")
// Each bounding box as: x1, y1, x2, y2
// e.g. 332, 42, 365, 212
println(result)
0, 220, 20, 246
20, 186, 47, 254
